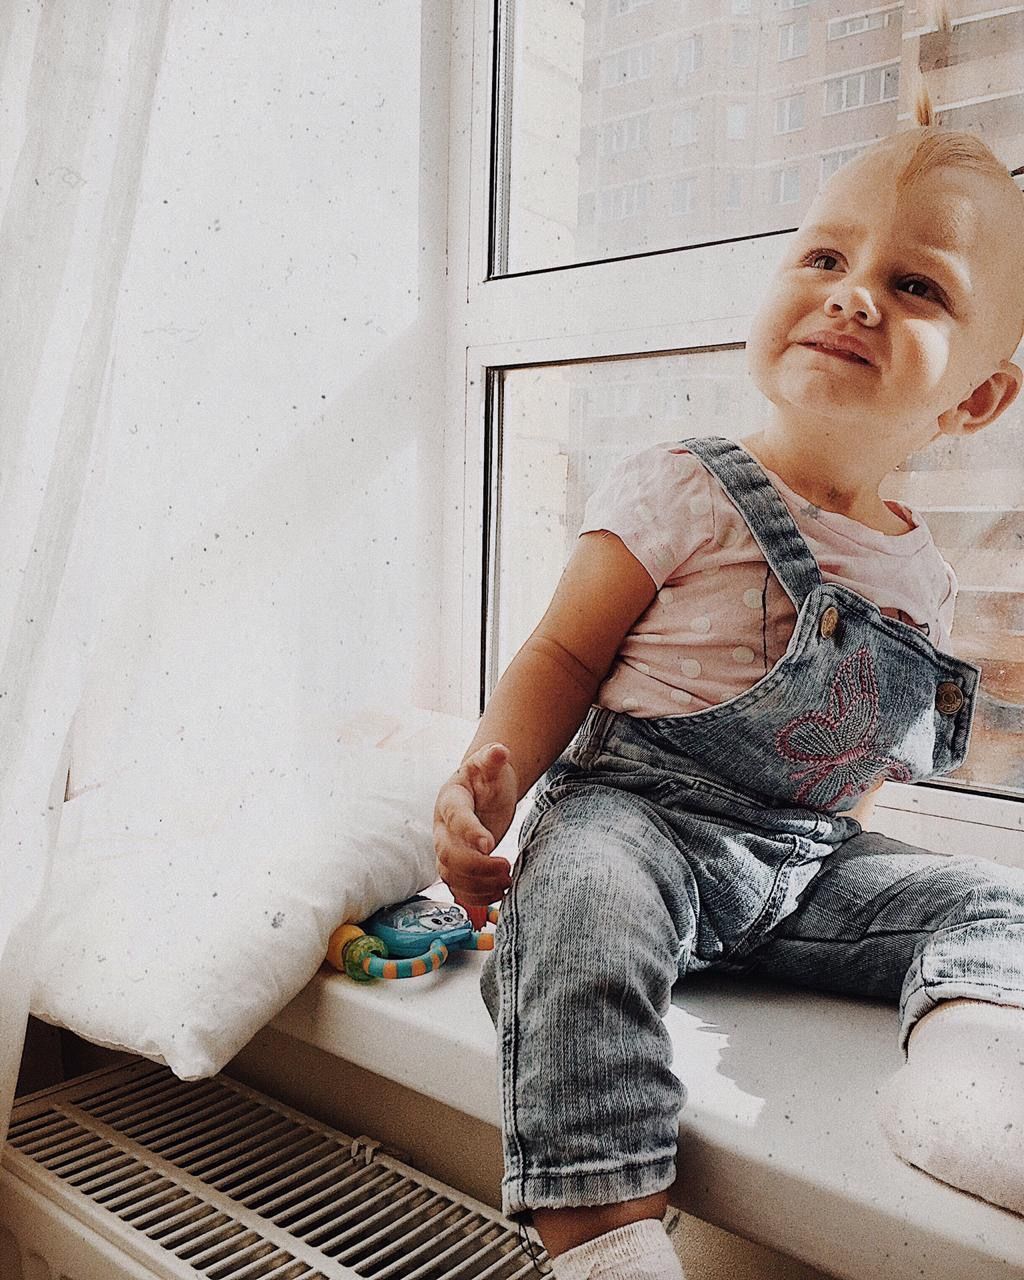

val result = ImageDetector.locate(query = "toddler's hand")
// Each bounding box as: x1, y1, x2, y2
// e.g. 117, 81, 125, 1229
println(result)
434, 742, 517, 929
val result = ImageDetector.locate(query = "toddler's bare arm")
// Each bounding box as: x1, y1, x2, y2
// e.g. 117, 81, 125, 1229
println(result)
434, 531, 656, 916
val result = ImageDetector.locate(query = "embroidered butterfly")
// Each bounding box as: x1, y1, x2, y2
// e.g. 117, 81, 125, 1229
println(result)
776, 646, 911, 808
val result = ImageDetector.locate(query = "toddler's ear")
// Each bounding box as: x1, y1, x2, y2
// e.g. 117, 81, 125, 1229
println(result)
938, 360, 1023, 437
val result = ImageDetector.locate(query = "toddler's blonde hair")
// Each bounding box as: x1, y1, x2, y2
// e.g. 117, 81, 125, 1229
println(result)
857, 87, 1024, 351
869, 84, 1022, 197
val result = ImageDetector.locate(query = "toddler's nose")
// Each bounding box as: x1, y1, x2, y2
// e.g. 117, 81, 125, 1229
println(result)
824, 282, 880, 326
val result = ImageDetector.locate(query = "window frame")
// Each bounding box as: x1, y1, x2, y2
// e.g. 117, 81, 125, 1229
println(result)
442, 0, 1024, 861
775, 91, 806, 133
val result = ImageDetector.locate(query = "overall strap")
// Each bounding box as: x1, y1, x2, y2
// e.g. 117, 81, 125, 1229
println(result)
682, 436, 822, 610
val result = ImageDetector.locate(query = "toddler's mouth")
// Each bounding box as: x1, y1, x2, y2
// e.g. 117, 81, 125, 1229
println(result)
802, 343, 872, 366
797, 334, 876, 368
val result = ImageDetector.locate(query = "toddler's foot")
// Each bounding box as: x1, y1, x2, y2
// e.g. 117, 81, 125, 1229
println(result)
550, 1218, 685, 1280
877, 999, 1024, 1216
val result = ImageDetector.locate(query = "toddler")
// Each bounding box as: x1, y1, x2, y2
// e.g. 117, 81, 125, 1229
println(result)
433, 124, 1024, 1279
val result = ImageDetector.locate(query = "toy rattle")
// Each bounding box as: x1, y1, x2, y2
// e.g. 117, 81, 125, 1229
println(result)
326, 895, 501, 981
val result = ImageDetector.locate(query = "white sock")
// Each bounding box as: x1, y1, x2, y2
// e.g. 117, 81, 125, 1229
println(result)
550, 1218, 685, 1280
877, 1000, 1024, 1216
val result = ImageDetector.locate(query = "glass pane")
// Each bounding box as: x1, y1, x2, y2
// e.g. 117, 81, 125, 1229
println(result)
493, 352, 1024, 799
495, 1, 1024, 275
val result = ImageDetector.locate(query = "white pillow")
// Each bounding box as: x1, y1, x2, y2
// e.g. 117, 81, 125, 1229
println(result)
30, 706, 518, 1080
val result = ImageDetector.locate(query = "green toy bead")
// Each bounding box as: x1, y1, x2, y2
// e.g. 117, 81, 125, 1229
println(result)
344, 933, 388, 982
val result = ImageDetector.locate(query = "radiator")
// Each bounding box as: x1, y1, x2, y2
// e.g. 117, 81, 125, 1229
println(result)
0, 1059, 548, 1280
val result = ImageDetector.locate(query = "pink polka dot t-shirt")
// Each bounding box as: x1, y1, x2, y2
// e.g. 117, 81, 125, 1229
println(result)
580, 442, 957, 717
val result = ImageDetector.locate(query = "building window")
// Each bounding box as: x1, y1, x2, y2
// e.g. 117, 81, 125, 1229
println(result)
598, 180, 651, 221
671, 174, 699, 215
671, 106, 699, 147
726, 102, 748, 139
601, 42, 655, 88
676, 33, 704, 80
604, 112, 652, 155
824, 62, 899, 113
827, 8, 898, 39
775, 92, 805, 133
725, 171, 744, 209
771, 165, 801, 204
820, 145, 867, 183
778, 16, 809, 60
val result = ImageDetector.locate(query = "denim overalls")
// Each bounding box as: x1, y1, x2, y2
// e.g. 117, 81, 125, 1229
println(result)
481, 436, 1024, 1220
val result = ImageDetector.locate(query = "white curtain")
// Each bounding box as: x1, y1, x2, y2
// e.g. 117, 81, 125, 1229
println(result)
0, 2, 172, 1143
0, 0, 445, 1144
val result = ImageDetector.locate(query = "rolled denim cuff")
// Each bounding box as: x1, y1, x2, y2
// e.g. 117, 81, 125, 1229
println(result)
501, 1149, 677, 1221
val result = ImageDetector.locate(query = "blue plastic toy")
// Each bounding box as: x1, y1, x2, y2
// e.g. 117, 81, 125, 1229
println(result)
326, 895, 500, 981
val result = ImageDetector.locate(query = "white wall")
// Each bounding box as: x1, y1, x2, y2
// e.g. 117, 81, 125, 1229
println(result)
70, 1, 451, 798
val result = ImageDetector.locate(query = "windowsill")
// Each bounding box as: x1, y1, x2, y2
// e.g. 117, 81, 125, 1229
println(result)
271, 956, 1024, 1280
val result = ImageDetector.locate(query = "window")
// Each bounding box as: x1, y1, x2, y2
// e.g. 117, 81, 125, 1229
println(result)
457, 0, 1024, 852
671, 106, 699, 147
775, 92, 805, 133
676, 33, 704, 80
491, 0, 1013, 273
604, 112, 652, 154
601, 42, 655, 88
778, 16, 809, 60
820, 145, 867, 183
770, 165, 801, 203
824, 63, 899, 113
671, 174, 699, 214
724, 171, 744, 208
827, 8, 898, 39
598, 180, 650, 220
726, 102, 748, 139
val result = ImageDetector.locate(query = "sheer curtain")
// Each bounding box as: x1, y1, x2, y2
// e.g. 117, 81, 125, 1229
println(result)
0, 2, 171, 1144
1, 0, 447, 1144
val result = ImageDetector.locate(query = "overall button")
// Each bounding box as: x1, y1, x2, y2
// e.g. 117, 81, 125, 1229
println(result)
935, 682, 964, 715
819, 606, 840, 638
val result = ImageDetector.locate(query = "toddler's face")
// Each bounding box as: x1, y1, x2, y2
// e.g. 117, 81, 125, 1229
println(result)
745, 144, 1023, 463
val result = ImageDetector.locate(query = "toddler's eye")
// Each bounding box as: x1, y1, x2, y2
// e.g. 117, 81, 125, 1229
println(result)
804, 251, 841, 271
899, 277, 942, 303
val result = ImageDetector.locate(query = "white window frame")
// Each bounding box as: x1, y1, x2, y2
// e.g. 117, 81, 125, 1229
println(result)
824, 61, 900, 113
827, 6, 899, 40
598, 179, 651, 220
671, 106, 699, 147
604, 110, 652, 154
726, 101, 748, 139
442, 0, 1024, 864
601, 41, 655, 88
778, 16, 809, 60
775, 92, 805, 133
676, 32, 704, 80
770, 164, 801, 203
671, 173, 699, 214
819, 144, 867, 182
724, 170, 744, 208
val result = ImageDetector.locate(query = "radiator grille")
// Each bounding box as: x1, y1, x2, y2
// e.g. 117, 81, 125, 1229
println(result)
5, 1060, 547, 1280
